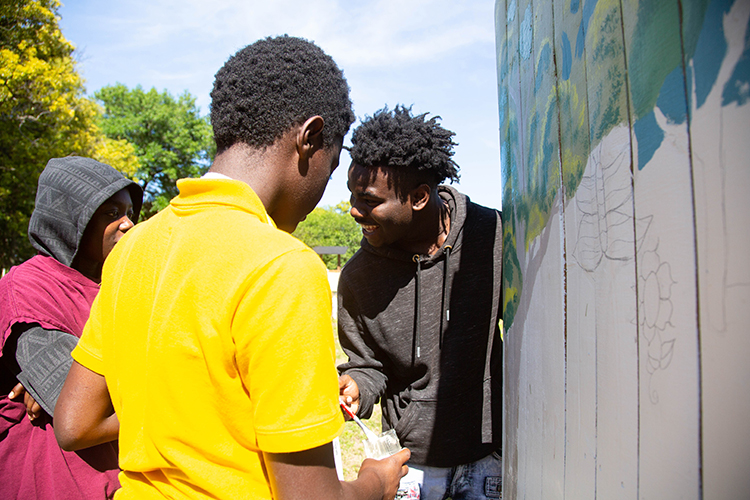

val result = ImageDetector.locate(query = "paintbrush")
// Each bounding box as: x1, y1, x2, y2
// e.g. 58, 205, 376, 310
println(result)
340, 401, 379, 440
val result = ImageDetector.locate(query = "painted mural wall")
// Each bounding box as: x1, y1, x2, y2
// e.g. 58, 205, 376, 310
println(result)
495, 0, 749, 498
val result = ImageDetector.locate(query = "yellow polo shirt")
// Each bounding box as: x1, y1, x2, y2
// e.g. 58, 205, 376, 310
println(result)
73, 178, 343, 499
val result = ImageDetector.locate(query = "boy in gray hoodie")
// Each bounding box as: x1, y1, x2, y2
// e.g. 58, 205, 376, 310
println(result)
338, 106, 503, 500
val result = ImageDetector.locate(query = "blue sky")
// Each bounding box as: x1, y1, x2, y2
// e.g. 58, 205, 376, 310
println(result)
58, 0, 502, 210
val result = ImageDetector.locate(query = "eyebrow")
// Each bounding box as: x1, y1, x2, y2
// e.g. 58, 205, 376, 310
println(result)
350, 186, 381, 199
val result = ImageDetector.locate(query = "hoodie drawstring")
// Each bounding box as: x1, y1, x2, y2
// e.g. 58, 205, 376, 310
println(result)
440, 245, 452, 349
412, 254, 422, 360
413, 245, 453, 360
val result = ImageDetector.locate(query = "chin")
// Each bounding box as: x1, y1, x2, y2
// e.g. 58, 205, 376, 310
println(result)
279, 222, 298, 233
363, 236, 383, 248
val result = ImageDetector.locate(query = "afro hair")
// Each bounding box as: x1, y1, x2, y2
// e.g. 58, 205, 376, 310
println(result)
348, 105, 460, 187
210, 35, 355, 152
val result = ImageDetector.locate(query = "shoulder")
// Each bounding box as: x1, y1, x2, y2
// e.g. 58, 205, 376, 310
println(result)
339, 247, 384, 283
465, 198, 501, 222
464, 200, 501, 234
240, 233, 329, 292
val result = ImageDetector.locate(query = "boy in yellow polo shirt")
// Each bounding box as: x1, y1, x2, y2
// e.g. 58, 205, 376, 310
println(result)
53, 36, 409, 500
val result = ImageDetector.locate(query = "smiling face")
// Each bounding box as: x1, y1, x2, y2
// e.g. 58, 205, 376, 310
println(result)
347, 163, 417, 249
76, 188, 135, 269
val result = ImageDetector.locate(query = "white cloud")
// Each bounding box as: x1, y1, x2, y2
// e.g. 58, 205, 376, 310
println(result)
59, 0, 502, 209
75, 0, 494, 67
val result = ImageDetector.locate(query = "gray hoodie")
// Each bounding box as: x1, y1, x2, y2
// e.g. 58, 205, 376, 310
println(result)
338, 186, 503, 467
28, 156, 143, 266
8, 156, 142, 412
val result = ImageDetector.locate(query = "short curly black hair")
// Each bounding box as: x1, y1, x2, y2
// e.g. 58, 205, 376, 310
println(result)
210, 35, 355, 152
348, 105, 460, 188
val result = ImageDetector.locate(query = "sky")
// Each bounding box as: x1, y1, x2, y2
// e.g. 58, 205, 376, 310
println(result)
58, 0, 503, 210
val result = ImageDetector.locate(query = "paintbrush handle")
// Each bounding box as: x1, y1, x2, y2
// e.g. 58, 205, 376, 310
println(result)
340, 402, 378, 440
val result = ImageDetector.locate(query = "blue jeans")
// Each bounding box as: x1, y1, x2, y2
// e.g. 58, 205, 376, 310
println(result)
398, 451, 502, 500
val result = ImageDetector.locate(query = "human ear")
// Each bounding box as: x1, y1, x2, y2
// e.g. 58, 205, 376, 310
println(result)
296, 115, 325, 160
410, 184, 431, 211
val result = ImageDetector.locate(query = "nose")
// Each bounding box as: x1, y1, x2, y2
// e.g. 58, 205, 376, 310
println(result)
119, 216, 135, 232
350, 201, 365, 219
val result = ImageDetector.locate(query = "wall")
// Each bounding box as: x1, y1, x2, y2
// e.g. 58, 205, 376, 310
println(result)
495, 0, 750, 498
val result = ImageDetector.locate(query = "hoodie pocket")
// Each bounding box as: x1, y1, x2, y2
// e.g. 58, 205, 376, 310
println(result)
393, 400, 436, 452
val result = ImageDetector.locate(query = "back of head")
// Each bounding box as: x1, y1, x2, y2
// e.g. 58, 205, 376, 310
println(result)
349, 105, 461, 192
28, 157, 143, 267
210, 35, 355, 153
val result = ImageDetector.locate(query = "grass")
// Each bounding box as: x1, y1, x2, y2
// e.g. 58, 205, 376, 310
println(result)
334, 323, 383, 481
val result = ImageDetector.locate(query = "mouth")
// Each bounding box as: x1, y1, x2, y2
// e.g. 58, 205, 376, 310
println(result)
357, 221, 379, 234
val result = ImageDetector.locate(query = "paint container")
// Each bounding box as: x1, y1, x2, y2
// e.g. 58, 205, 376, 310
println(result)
340, 402, 419, 498
362, 428, 420, 499
362, 428, 401, 459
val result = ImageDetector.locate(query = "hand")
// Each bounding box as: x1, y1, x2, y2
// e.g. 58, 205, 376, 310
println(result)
338, 374, 360, 417
8, 382, 42, 421
357, 447, 411, 500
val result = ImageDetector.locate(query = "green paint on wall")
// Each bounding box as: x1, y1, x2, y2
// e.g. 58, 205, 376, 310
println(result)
629, 0, 709, 119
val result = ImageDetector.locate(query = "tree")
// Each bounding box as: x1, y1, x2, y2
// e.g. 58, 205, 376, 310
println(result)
293, 201, 362, 270
0, 0, 138, 269
95, 84, 215, 218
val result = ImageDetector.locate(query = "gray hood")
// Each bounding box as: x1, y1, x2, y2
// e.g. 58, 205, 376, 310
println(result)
28, 157, 143, 266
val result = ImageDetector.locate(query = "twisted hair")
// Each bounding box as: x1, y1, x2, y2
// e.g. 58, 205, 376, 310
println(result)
348, 105, 460, 187
210, 35, 355, 152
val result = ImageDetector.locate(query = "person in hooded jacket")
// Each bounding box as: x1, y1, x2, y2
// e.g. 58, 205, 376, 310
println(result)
0, 156, 142, 499
338, 106, 503, 500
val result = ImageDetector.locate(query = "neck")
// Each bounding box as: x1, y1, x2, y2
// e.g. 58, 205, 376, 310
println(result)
70, 258, 101, 283
397, 194, 451, 256
209, 142, 289, 217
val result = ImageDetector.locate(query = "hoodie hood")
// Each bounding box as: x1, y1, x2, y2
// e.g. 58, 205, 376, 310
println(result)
28, 157, 143, 267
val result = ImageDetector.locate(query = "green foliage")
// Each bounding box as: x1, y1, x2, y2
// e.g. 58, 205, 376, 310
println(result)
0, 0, 138, 269
95, 84, 215, 218
293, 201, 362, 270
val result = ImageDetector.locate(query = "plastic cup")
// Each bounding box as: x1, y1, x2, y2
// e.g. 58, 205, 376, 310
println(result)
362, 428, 401, 459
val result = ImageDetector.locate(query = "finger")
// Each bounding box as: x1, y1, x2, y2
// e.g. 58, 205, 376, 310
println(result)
338, 375, 354, 395
401, 464, 409, 479
29, 401, 42, 420
391, 447, 411, 466
23, 392, 36, 419
9, 383, 25, 400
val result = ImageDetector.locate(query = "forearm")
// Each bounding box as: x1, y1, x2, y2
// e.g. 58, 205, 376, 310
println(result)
338, 469, 389, 500
265, 443, 409, 500
54, 360, 118, 451
58, 411, 119, 451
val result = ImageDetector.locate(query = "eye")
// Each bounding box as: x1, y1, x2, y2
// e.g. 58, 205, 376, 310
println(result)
105, 209, 120, 219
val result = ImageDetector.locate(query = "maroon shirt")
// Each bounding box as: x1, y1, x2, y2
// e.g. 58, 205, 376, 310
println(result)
0, 255, 120, 499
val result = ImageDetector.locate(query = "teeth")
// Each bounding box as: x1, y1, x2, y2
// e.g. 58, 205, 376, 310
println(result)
360, 223, 378, 232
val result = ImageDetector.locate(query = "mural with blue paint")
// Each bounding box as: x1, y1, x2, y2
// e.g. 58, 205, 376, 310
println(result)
497, 0, 743, 331
496, 0, 750, 497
